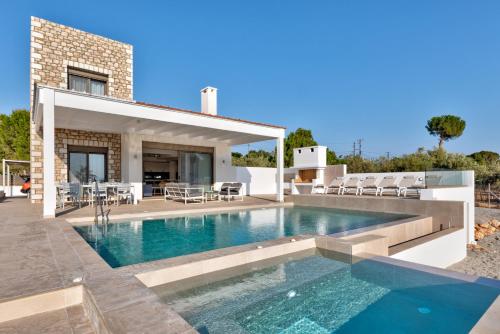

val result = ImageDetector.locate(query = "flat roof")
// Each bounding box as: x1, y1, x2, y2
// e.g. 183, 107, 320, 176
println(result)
135, 101, 286, 130
35, 85, 285, 131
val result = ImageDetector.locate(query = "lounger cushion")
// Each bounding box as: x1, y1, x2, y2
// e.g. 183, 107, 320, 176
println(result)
187, 189, 204, 197
220, 182, 242, 195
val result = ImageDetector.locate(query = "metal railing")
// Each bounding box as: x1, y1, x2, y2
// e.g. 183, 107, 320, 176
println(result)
475, 183, 500, 208
91, 175, 110, 225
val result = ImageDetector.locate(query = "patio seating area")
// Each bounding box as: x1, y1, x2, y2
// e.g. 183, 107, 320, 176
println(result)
54, 180, 251, 218
60, 194, 279, 222
56, 182, 134, 209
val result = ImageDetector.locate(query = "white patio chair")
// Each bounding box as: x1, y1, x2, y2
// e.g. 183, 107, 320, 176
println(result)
111, 184, 132, 205
179, 187, 205, 204
164, 183, 188, 201
89, 183, 109, 206
398, 176, 423, 197
358, 176, 379, 196
376, 176, 398, 196
341, 177, 361, 195
325, 177, 344, 195
219, 182, 244, 202
57, 182, 80, 209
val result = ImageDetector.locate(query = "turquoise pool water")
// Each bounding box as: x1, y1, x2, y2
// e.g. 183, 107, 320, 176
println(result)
153, 249, 500, 334
74, 206, 411, 268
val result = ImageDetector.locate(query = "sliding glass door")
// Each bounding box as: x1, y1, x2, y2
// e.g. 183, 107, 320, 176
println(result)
179, 152, 213, 189
69, 152, 88, 183
68, 147, 107, 183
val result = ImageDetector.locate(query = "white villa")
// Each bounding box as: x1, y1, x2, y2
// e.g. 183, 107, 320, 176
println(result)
0, 15, 497, 334
29, 17, 285, 218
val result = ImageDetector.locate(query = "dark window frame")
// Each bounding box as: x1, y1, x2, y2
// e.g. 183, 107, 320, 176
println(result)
67, 67, 108, 96
67, 145, 108, 183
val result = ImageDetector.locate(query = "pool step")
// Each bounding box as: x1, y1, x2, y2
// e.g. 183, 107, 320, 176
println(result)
0, 285, 82, 323
280, 317, 329, 334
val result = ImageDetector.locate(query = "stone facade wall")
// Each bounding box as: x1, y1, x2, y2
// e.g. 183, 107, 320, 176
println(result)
30, 16, 132, 202
55, 129, 121, 183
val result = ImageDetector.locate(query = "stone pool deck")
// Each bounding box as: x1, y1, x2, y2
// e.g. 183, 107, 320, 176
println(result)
60, 195, 283, 223
1, 196, 498, 333
0, 196, 293, 333
0, 197, 199, 333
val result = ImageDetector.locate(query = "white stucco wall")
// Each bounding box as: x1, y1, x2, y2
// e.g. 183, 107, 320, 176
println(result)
293, 146, 327, 168
0, 186, 28, 197
235, 167, 277, 195
391, 228, 467, 268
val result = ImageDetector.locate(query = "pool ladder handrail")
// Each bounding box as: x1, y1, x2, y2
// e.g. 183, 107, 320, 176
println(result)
91, 176, 110, 227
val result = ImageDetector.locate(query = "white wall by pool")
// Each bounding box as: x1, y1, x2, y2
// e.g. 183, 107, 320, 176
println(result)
391, 228, 467, 268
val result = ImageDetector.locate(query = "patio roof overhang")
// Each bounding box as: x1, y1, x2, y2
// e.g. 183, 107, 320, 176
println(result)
34, 86, 285, 145
33, 86, 286, 218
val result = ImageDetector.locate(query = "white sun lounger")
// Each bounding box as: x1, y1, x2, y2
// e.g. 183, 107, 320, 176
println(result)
358, 176, 379, 195
397, 176, 423, 197
376, 176, 398, 196
324, 177, 344, 195
341, 177, 361, 195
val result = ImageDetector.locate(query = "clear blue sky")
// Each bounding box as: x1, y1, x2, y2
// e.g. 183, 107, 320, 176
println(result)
1, 0, 499, 156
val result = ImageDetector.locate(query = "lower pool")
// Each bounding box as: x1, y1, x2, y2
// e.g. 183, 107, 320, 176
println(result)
153, 249, 500, 334
74, 206, 412, 268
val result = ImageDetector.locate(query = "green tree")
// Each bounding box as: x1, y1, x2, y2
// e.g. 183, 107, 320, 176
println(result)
0, 109, 30, 161
232, 150, 276, 167
284, 128, 317, 167
425, 115, 466, 150
326, 149, 338, 165
468, 151, 499, 164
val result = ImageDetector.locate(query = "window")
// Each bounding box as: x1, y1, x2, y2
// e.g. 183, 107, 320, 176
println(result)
68, 68, 107, 96
68, 146, 108, 183
311, 148, 314, 152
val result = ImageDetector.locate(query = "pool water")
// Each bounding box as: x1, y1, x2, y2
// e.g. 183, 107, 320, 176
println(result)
153, 249, 500, 334
74, 206, 412, 268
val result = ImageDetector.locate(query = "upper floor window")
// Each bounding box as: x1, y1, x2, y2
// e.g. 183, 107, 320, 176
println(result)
68, 68, 107, 96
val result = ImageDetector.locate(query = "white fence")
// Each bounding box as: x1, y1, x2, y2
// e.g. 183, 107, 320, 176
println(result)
0, 185, 27, 197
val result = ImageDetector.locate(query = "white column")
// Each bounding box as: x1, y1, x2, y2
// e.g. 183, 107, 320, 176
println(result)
2, 159, 5, 194
121, 132, 142, 203
276, 136, 284, 202
43, 89, 56, 218
7, 165, 10, 196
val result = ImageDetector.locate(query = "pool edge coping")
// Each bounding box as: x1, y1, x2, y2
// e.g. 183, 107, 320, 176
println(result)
65, 201, 294, 225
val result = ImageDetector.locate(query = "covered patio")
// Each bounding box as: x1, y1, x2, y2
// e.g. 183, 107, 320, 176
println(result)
33, 86, 285, 218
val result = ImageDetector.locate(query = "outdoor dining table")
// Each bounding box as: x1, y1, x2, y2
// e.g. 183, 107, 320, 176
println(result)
81, 183, 134, 206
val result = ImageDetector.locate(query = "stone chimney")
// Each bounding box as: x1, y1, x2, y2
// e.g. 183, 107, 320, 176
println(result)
201, 86, 217, 115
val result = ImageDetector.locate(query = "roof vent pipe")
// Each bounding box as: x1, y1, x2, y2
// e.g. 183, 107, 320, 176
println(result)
201, 86, 217, 115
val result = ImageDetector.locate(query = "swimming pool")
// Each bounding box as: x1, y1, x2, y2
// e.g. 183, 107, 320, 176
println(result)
153, 249, 500, 334
74, 206, 412, 268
